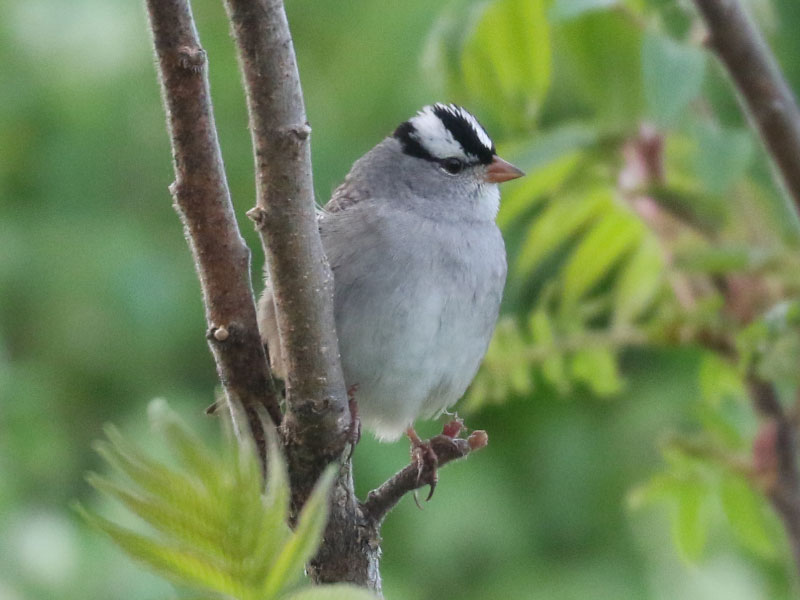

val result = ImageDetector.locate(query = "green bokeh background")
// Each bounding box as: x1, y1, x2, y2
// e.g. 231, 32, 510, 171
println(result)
2, 0, 799, 598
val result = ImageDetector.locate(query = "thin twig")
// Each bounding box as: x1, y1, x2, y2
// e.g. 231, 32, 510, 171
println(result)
693, 0, 800, 213
747, 376, 800, 579
144, 0, 282, 464
362, 432, 488, 526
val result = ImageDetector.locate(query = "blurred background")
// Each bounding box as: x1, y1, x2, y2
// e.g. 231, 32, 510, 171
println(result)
3, 0, 800, 598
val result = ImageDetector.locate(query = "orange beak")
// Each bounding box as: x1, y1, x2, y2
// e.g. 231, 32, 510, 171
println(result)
485, 156, 525, 183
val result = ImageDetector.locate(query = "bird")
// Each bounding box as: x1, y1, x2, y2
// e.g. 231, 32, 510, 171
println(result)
257, 103, 523, 488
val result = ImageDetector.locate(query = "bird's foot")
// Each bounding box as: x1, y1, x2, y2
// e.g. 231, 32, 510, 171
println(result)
406, 427, 442, 506
441, 416, 464, 438
345, 385, 361, 462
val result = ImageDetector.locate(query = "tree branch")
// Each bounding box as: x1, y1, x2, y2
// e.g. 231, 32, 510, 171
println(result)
748, 376, 800, 579
144, 0, 282, 461
221, 0, 350, 500
693, 0, 800, 213
362, 431, 488, 526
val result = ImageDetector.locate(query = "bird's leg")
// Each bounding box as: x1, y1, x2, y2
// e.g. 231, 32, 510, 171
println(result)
406, 426, 440, 505
406, 417, 468, 506
345, 384, 361, 462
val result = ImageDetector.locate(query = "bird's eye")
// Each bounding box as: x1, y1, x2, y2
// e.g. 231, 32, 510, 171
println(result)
441, 157, 464, 175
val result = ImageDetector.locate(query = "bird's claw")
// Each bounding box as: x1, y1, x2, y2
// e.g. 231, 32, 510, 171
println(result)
406, 427, 441, 505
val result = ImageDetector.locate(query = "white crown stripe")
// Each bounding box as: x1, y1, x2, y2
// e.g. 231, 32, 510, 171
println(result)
435, 103, 494, 151
407, 104, 493, 161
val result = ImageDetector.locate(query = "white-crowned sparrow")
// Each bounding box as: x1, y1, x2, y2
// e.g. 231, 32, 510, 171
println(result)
258, 104, 523, 449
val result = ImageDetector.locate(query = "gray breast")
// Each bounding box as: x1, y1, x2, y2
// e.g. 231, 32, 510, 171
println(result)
321, 200, 506, 440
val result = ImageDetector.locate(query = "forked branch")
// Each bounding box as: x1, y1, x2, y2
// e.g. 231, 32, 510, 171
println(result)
144, 0, 281, 462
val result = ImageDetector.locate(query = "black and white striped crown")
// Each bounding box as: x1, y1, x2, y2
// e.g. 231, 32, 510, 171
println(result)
393, 103, 496, 166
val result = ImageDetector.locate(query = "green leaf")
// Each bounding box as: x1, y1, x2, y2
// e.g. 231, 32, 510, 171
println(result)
94, 427, 217, 527
672, 482, 708, 562
461, 0, 551, 129
497, 151, 583, 228
78, 505, 248, 598
422, 0, 483, 100
282, 584, 380, 600
529, 308, 569, 393
642, 32, 705, 127
674, 244, 757, 274
262, 467, 337, 599
694, 123, 754, 194
720, 474, 778, 558
497, 123, 599, 228
149, 398, 224, 492
613, 235, 664, 324
515, 186, 611, 277
698, 353, 745, 408
85, 473, 227, 562
83, 402, 335, 600
556, 10, 643, 126
561, 207, 644, 309
252, 426, 293, 583
549, 0, 619, 23
628, 473, 683, 509
570, 348, 624, 396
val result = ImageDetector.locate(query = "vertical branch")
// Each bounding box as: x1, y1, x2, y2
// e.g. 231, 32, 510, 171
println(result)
221, 0, 350, 504
748, 377, 800, 578
693, 0, 800, 213
221, 0, 378, 590
692, 0, 800, 576
145, 0, 282, 462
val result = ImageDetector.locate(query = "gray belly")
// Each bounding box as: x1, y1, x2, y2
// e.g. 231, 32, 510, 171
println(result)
326, 212, 506, 440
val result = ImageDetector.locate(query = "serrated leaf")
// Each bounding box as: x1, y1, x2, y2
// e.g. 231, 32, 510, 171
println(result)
515, 186, 611, 277
570, 348, 624, 396
78, 505, 249, 598
613, 235, 664, 324
86, 473, 227, 562
672, 482, 708, 562
282, 584, 380, 600
561, 208, 644, 309
95, 427, 217, 527
84, 403, 322, 599
461, 0, 551, 129
642, 32, 705, 127
149, 399, 224, 492
262, 467, 337, 599
252, 427, 293, 583
720, 474, 777, 558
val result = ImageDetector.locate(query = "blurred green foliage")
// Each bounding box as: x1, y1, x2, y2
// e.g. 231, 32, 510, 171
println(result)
79, 400, 376, 600
2, 0, 800, 598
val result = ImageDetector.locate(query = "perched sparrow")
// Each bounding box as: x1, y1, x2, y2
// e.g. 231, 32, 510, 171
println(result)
258, 104, 523, 461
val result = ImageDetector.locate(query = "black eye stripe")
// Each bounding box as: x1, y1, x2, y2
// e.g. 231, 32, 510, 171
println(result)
393, 121, 435, 161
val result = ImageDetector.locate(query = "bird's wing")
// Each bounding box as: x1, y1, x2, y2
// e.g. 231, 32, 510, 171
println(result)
322, 179, 364, 215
